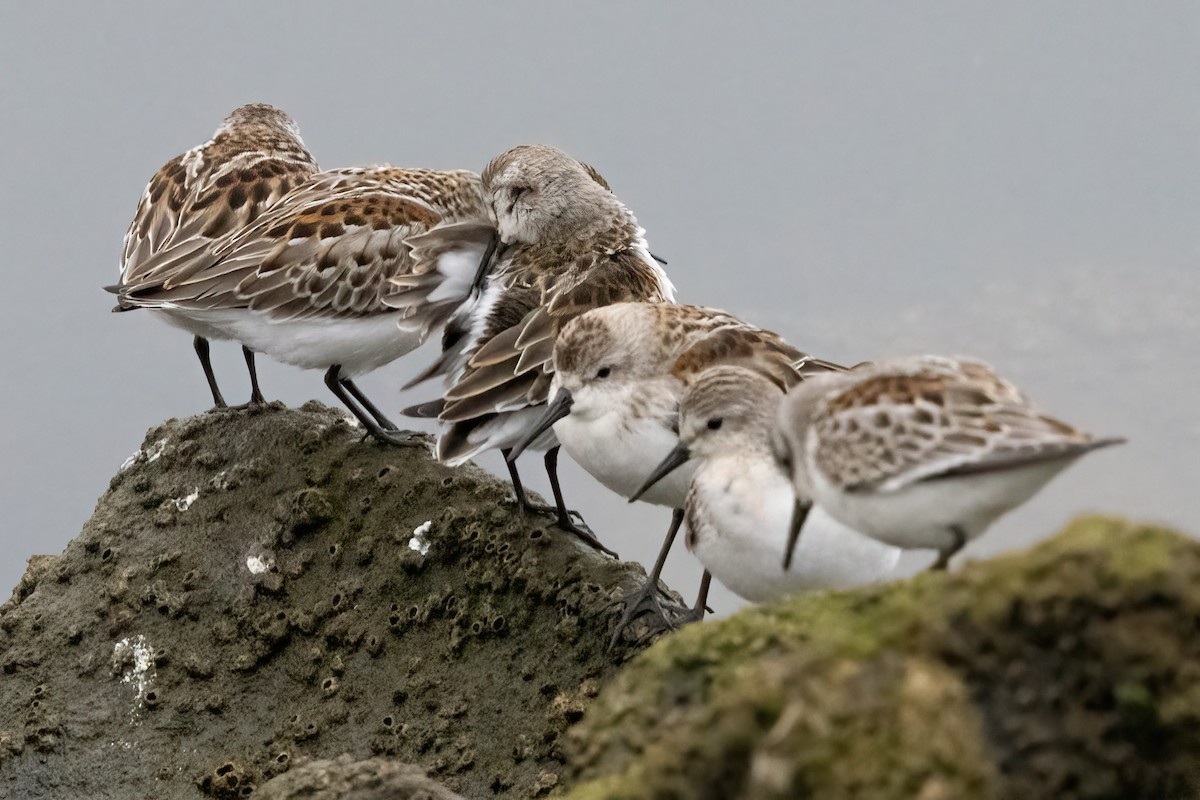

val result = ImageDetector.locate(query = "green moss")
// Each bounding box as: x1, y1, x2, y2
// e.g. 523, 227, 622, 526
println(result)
565, 517, 1200, 800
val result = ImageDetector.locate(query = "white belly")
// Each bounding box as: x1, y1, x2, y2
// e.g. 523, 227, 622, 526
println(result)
812, 459, 1076, 552
689, 458, 900, 603
150, 308, 234, 342
555, 410, 693, 508
195, 309, 424, 378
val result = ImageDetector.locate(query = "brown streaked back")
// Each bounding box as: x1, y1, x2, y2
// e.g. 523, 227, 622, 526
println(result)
117, 104, 318, 294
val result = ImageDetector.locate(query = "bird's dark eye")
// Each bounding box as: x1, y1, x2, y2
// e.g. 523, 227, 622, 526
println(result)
596, 366, 611, 379
707, 418, 723, 431
510, 185, 530, 201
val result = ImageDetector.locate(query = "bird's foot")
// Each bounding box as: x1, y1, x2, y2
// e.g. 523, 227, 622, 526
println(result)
607, 578, 676, 650
365, 429, 427, 448
225, 398, 272, 411
516, 499, 585, 525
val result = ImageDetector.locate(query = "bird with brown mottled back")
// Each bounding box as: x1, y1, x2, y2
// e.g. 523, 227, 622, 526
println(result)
399, 145, 675, 554
776, 356, 1125, 570
108, 103, 319, 408
113, 158, 489, 445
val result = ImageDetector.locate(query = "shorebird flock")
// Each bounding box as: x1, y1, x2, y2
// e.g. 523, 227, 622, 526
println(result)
107, 104, 1122, 639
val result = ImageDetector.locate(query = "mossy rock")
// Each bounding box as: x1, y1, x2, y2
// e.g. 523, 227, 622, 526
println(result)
565, 517, 1200, 800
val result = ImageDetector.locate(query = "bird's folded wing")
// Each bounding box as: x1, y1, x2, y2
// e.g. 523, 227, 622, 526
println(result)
818, 369, 1106, 493
440, 249, 672, 422
117, 153, 315, 293
118, 172, 448, 322
670, 323, 847, 391
383, 221, 498, 328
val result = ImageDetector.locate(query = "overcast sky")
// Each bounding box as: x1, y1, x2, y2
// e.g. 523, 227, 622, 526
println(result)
1, 2, 1197, 612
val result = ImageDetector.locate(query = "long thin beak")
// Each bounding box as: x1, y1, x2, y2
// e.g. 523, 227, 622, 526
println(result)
471, 235, 504, 294
507, 388, 572, 462
782, 499, 812, 571
628, 442, 691, 503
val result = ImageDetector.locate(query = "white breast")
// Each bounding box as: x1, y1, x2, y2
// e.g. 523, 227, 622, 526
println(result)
150, 308, 236, 342
554, 403, 692, 508
688, 456, 901, 603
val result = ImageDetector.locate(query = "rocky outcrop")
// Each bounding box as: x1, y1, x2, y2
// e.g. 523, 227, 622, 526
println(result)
563, 517, 1200, 800
2, 403, 1194, 800
0, 404, 672, 800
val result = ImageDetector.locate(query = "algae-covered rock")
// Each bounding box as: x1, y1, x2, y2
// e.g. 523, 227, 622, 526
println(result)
565, 517, 1200, 800
0, 403, 672, 800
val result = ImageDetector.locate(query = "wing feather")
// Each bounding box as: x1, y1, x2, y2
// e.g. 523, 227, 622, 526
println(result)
117, 168, 485, 324
813, 362, 1110, 492
668, 314, 847, 391
438, 248, 671, 425
117, 149, 317, 297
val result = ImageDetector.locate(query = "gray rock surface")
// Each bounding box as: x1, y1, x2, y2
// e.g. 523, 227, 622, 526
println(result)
0, 403, 671, 799
255, 755, 462, 800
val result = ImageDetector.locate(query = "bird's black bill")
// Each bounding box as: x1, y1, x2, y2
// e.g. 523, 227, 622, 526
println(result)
507, 388, 573, 463
782, 499, 812, 570
628, 442, 691, 503
470, 232, 501, 294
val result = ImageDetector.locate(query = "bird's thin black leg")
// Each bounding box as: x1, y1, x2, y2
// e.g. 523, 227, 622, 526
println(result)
502, 449, 536, 510
341, 376, 400, 430
194, 336, 227, 409
931, 525, 967, 571
244, 347, 266, 406
323, 365, 421, 447
687, 571, 713, 622
608, 508, 685, 650
544, 446, 617, 558
502, 447, 586, 520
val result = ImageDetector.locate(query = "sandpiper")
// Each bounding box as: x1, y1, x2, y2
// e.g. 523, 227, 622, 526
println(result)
113, 162, 489, 444
110, 103, 319, 407
775, 356, 1124, 570
399, 146, 675, 553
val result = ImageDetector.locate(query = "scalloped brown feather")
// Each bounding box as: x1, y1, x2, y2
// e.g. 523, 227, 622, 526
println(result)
119, 167, 487, 323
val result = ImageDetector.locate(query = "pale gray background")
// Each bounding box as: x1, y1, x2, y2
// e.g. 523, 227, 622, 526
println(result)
1, 2, 1196, 614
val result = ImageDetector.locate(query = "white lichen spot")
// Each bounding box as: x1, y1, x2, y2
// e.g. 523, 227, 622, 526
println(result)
245, 554, 272, 575
172, 489, 199, 511
120, 438, 168, 471
112, 635, 156, 717
408, 521, 432, 555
